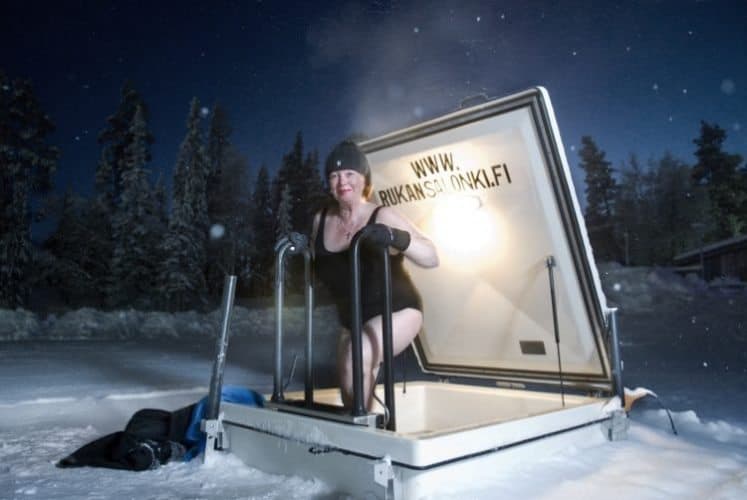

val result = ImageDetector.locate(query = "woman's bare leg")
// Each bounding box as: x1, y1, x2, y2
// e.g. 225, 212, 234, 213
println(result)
338, 308, 423, 410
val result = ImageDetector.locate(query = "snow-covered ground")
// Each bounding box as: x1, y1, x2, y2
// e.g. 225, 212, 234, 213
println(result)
1, 265, 746, 499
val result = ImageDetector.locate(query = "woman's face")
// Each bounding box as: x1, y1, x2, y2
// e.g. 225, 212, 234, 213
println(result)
329, 169, 366, 202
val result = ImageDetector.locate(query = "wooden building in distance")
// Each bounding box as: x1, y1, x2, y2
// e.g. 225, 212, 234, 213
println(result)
673, 234, 747, 282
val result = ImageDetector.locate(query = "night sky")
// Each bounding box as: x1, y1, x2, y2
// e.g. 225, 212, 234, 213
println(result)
2, 0, 746, 203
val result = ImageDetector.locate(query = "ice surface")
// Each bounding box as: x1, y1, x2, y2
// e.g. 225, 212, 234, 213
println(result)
1, 265, 746, 498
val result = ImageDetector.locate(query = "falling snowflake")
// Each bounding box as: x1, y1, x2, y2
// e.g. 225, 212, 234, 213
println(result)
572, 50, 577, 56
570, 145, 576, 152
476, 16, 481, 22
733, 122, 742, 132
413, 26, 419, 33
702, 361, 708, 368
626, 46, 631, 52
200, 107, 209, 118
613, 283, 622, 292
75, 136, 81, 141
682, 88, 688, 94
501, 13, 505, 20
668, 116, 674, 122
652, 83, 659, 91
209, 224, 225, 240
720, 78, 736, 95
413, 106, 424, 118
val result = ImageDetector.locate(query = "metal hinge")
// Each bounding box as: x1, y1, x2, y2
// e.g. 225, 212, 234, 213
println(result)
601, 409, 629, 441
374, 454, 399, 499
374, 455, 394, 486
201, 412, 227, 464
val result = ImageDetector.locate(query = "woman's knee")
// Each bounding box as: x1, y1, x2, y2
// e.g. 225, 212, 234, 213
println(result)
391, 308, 423, 354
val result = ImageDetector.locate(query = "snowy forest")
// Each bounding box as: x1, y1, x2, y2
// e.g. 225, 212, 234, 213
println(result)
1, 72, 330, 312
2, 70, 747, 313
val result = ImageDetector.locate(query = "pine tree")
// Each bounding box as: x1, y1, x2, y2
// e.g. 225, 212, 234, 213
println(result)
649, 154, 705, 263
250, 165, 275, 295
224, 150, 255, 291
272, 133, 301, 220
152, 174, 168, 230
615, 153, 713, 266
109, 105, 162, 308
300, 148, 328, 228
97, 81, 154, 207
86, 154, 116, 304
691, 121, 746, 239
276, 183, 293, 241
615, 155, 649, 265
41, 190, 98, 306
93, 83, 154, 305
275, 183, 294, 290
273, 132, 326, 233
578, 136, 619, 262
203, 105, 254, 298
0, 71, 59, 308
206, 103, 232, 219
158, 98, 210, 310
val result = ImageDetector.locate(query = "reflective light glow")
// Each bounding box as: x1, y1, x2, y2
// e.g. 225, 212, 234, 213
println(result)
209, 224, 226, 240
429, 194, 499, 260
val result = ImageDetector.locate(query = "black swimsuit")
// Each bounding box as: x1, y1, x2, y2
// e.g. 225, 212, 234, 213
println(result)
314, 206, 423, 329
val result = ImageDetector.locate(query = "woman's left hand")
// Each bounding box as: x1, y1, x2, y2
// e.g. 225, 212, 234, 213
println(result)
374, 207, 439, 268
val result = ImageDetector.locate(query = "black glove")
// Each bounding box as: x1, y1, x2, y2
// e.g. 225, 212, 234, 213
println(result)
366, 223, 411, 252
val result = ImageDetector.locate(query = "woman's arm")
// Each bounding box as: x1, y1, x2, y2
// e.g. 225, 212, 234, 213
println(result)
376, 206, 439, 268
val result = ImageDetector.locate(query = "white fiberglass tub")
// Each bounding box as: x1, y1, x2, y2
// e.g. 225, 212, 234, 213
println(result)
222, 382, 620, 499
208, 88, 628, 499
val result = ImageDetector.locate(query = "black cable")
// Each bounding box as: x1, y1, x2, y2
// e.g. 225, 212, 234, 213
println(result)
402, 346, 407, 394
283, 353, 299, 391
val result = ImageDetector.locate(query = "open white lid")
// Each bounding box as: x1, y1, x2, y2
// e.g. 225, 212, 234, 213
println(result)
360, 88, 613, 392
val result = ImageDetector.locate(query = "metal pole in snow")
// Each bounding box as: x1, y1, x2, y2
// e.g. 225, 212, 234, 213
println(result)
608, 308, 625, 408
546, 256, 566, 407
206, 274, 237, 420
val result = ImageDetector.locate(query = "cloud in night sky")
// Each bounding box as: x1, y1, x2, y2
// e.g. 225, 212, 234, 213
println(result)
305, 1, 535, 137
302, 0, 746, 171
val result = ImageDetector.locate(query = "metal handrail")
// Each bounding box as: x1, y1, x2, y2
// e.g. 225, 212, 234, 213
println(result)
271, 233, 313, 404
349, 226, 397, 430
270, 227, 397, 430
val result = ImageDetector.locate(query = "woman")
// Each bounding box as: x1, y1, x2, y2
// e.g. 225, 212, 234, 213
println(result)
311, 140, 439, 411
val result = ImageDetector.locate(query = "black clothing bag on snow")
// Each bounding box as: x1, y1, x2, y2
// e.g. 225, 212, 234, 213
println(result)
56, 404, 195, 471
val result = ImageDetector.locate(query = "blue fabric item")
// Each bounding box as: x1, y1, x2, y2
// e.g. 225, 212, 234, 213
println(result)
183, 385, 264, 461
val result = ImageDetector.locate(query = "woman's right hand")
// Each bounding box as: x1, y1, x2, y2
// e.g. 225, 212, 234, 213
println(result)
364, 223, 411, 251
